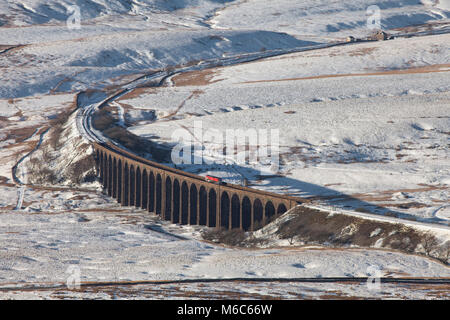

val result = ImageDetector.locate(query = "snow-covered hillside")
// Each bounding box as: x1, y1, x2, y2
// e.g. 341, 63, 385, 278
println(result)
209, 0, 450, 38
0, 0, 231, 27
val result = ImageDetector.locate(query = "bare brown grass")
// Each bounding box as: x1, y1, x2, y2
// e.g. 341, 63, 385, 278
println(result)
347, 47, 377, 56
117, 87, 158, 101
240, 64, 450, 84
171, 68, 223, 86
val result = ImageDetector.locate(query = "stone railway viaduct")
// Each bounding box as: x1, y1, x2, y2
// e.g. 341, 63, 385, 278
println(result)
94, 142, 304, 231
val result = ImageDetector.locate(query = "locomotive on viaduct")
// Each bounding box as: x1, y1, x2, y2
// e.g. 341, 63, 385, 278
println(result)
94, 142, 304, 231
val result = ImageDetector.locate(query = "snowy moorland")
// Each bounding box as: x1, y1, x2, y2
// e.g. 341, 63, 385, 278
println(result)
0, 0, 449, 299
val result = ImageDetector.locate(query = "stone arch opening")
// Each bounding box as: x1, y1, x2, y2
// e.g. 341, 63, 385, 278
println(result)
231, 194, 240, 229
107, 155, 113, 196
129, 165, 135, 207
117, 159, 122, 203
123, 162, 129, 206
112, 158, 117, 199
190, 184, 198, 225
220, 192, 230, 229
242, 196, 251, 231
277, 203, 288, 216
156, 174, 162, 215
199, 186, 207, 225
99, 151, 104, 184
208, 189, 217, 228
102, 153, 108, 189
149, 171, 155, 213
164, 176, 172, 221
265, 201, 275, 223
253, 199, 263, 229
181, 181, 189, 225
142, 169, 148, 210
172, 179, 180, 223
135, 167, 141, 208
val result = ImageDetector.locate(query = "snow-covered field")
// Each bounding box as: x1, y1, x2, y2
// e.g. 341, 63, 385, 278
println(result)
0, 208, 449, 299
0, 0, 449, 299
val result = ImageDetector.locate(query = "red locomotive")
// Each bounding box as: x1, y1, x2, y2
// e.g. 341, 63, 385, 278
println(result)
205, 175, 223, 184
